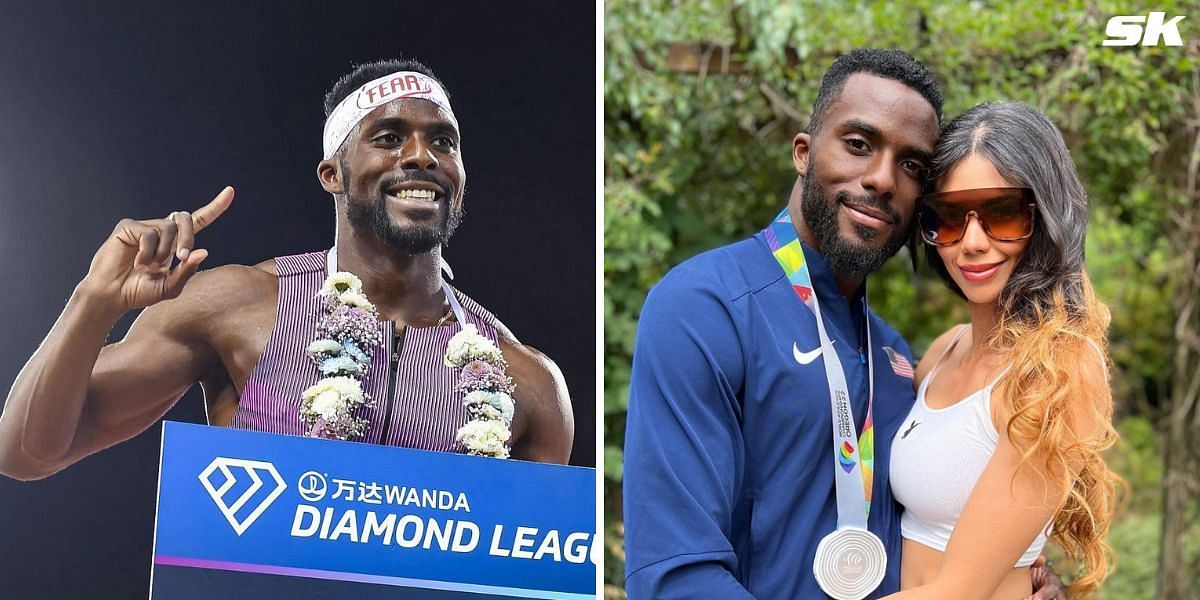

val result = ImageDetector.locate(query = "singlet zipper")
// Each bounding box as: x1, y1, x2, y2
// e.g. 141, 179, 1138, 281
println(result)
379, 324, 406, 444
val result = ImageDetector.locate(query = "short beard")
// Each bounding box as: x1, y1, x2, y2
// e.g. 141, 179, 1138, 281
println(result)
800, 164, 907, 278
341, 159, 463, 255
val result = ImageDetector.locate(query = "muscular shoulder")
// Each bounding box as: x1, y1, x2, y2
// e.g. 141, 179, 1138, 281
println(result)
500, 338, 573, 464
137, 261, 278, 338
178, 262, 276, 310
502, 340, 569, 407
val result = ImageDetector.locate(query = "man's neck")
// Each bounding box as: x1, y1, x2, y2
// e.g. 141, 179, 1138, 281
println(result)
786, 188, 865, 301
333, 226, 448, 325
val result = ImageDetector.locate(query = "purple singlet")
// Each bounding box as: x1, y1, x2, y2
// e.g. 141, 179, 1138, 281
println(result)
230, 251, 506, 451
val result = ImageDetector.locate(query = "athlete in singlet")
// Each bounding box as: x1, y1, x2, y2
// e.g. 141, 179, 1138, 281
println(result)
0, 58, 574, 480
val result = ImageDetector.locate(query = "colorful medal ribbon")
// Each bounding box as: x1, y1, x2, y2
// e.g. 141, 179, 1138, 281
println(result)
763, 209, 876, 520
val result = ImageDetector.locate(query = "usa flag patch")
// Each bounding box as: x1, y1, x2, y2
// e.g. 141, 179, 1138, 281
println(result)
882, 346, 914, 379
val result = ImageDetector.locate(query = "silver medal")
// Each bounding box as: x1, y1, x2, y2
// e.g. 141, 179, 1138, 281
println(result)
813, 527, 887, 600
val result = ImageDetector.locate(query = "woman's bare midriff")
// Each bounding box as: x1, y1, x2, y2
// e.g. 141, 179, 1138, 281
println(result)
901, 539, 1032, 599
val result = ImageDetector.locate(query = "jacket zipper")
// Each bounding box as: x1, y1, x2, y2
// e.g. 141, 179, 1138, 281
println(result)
379, 324, 406, 444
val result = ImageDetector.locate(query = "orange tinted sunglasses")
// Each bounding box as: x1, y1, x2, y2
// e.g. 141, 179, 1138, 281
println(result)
917, 187, 1036, 247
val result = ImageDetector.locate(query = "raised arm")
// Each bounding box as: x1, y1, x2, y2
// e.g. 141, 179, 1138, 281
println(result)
885, 352, 1110, 600
0, 188, 234, 480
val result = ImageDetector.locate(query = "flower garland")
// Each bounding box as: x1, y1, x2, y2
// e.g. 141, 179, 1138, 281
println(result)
300, 268, 515, 458
299, 272, 382, 440
446, 324, 515, 458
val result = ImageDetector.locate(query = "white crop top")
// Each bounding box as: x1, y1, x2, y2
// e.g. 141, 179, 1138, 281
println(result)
889, 326, 1051, 567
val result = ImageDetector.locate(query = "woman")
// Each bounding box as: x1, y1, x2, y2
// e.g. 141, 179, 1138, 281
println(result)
887, 102, 1119, 599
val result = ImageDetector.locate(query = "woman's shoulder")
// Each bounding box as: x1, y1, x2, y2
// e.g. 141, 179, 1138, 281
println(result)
914, 324, 968, 386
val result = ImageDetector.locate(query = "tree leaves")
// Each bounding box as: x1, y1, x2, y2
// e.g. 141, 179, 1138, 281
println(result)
604, 1, 1199, 595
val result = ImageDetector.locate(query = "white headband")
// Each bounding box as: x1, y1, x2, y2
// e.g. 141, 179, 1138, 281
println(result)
321, 70, 455, 160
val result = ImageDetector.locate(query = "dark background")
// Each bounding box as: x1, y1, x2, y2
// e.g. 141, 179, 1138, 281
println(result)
0, 1, 595, 598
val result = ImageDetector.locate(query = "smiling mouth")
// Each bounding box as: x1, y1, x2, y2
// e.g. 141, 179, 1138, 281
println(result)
959, 262, 1004, 282
389, 189, 438, 202
842, 202, 893, 228
384, 181, 450, 206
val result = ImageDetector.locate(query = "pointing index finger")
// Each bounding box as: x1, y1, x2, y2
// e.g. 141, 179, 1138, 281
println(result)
192, 186, 235, 233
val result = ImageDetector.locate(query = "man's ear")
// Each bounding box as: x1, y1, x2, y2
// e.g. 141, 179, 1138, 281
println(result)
317, 158, 344, 194
792, 132, 811, 175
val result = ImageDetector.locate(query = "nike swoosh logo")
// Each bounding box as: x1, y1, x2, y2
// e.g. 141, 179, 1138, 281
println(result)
793, 342, 822, 365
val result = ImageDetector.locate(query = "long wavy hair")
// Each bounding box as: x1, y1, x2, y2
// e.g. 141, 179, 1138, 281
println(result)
924, 102, 1119, 597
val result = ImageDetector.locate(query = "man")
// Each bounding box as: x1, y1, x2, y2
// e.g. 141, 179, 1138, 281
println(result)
622, 49, 1062, 598
0, 58, 574, 480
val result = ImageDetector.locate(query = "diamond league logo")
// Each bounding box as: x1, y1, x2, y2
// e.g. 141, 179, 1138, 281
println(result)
198, 457, 287, 536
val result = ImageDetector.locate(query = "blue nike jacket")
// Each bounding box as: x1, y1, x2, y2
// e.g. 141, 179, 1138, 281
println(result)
623, 231, 917, 599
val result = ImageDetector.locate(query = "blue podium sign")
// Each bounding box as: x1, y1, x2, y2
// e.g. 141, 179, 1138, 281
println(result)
151, 422, 596, 599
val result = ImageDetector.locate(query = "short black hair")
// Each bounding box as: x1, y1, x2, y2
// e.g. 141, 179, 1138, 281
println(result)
323, 58, 449, 118
808, 48, 942, 134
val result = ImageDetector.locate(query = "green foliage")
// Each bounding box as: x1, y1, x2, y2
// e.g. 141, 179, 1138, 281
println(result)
1095, 417, 1165, 599
605, 0, 1198, 593
1099, 512, 1160, 600
1111, 416, 1164, 508
1040, 416, 1200, 599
